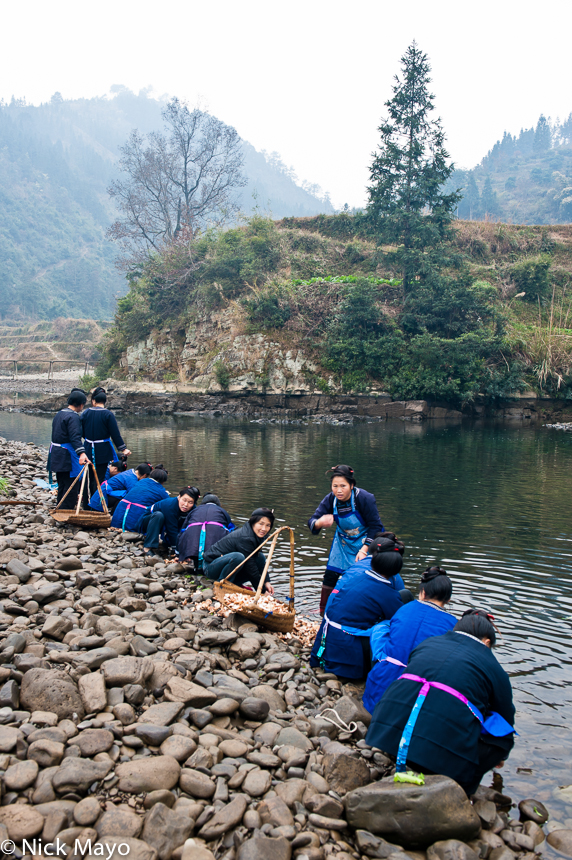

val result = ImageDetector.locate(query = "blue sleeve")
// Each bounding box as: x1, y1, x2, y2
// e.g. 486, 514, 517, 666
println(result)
356, 489, 383, 543
308, 494, 334, 534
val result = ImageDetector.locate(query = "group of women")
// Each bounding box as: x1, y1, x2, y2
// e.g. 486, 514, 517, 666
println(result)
50, 391, 516, 796
307, 464, 516, 796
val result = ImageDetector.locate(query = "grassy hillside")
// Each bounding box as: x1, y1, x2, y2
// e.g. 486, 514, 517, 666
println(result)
0, 91, 332, 322
98, 214, 572, 404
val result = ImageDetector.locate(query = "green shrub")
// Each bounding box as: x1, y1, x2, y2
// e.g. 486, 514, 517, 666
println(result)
214, 360, 231, 389
510, 255, 552, 302
243, 289, 291, 328
0, 477, 10, 497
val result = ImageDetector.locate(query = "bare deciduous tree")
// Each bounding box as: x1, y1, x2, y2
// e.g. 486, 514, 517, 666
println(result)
108, 97, 246, 265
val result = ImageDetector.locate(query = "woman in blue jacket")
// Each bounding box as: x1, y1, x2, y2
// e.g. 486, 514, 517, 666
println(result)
177, 493, 234, 569
88, 463, 152, 513
365, 610, 516, 795
363, 567, 456, 713
308, 465, 383, 614
110, 465, 169, 532
139, 486, 200, 557
309, 535, 404, 680
81, 387, 131, 495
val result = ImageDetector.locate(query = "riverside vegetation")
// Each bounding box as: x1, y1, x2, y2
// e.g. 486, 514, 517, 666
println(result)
98, 45, 572, 409
97, 213, 572, 407
0, 435, 566, 860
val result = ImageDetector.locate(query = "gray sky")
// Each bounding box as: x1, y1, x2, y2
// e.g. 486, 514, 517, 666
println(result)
1, 0, 570, 208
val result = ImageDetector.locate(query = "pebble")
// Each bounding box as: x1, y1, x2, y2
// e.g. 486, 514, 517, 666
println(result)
0, 438, 551, 860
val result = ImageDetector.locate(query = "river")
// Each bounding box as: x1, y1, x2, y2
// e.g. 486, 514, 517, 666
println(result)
1, 411, 572, 827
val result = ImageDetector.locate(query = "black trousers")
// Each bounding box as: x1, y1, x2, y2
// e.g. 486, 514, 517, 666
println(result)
139, 511, 166, 549
89, 462, 108, 498
56, 472, 79, 510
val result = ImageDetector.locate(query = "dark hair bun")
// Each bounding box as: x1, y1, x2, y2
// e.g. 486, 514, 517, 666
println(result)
421, 566, 447, 583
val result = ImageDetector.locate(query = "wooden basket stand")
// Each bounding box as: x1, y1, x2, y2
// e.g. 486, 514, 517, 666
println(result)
50, 462, 111, 528
213, 525, 296, 632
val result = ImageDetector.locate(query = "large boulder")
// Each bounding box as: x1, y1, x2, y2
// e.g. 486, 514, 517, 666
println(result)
344, 775, 481, 848
20, 668, 85, 721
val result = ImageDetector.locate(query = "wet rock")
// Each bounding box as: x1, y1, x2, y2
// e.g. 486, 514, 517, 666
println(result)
236, 834, 292, 860
519, 799, 549, 825
243, 768, 272, 797
522, 820, 545, 847
97, 807, 143, 838
42, 615, 74, 640
276, 726, 313, 752
0, 804, 45, 841
138, 701, 184, 726
198, 794, 248, 839
159, 734, 197, 762
102, 655, 154, 686
323, 741, 370, 794
251, 684, 286, 713
258, 796, 294, 827
20, 667, 85, 720
78, 671, 108, 713
6, 559, 31, 583
240, 697, 270, 721
164, 677, 217, 707
179, 768, 216, 799
473, 800, 497, 830
116, 755, 181, 793
70, 728, 114, 756
74, 796, 102, 826
344, 775, 481, 847
0, 680, 19, 709
86, 837, 158, 860
427, 840, 480, 860
52, 756, 113, 794
3, 758, 39, 790
28, 738, 65, 766
142, 802, 195, 860
547, 831, 572, 858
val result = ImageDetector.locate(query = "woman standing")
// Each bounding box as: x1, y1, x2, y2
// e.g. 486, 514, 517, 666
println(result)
363, 567, 456, 713
81, 387, 131, 495
365, 610, 516, 795
308, 465, 383, 614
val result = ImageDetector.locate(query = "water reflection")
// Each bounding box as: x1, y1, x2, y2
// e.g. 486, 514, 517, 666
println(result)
1, 411, 572, 825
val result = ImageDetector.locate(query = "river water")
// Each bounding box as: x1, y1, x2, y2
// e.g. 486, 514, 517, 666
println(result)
1, 411, 572, 827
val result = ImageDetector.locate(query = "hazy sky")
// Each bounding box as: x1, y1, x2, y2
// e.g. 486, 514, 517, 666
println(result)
1, 0, 570, 208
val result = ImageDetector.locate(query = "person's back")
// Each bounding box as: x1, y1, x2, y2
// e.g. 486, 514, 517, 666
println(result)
111, 468, 169, 531
363, 567, 456, 713
178, 496, 234, 565
365, 614, 515, 794
88, 468, 139, 512
309, 537, 405, 680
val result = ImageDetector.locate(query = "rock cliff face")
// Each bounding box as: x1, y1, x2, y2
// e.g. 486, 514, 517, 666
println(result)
120, 307, 337, 396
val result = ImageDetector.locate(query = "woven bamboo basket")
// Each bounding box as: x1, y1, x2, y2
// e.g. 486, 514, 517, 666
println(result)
213, 525, 296, 633
50, 462, 111, 529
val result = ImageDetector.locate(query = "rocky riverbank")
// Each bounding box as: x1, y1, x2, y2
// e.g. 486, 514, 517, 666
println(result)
0, 437, 568, 860
4, 379, 572, 425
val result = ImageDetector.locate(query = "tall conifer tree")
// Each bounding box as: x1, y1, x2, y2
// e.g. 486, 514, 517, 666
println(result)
366, 43, 460, 294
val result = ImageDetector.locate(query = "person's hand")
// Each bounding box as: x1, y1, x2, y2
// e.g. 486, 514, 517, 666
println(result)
495, 761, 505, 769
265, 583, 275, 595
123, 449, 132, 456
355, 547, 368, 561
316, 514, 334, 529
79, 453, 89, 465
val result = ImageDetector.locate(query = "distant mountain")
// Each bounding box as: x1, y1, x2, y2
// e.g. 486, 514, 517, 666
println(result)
0, 88, 333, 321
448, 113, 572, 224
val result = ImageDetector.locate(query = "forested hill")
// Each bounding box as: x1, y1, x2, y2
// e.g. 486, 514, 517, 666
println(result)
451, 113, 572, 224
0, 89, 333, 321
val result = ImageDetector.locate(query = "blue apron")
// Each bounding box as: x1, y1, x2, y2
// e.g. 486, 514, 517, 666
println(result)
327, 491, 369, 575
48, 442, 82, 482
85, 437, 118, 465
